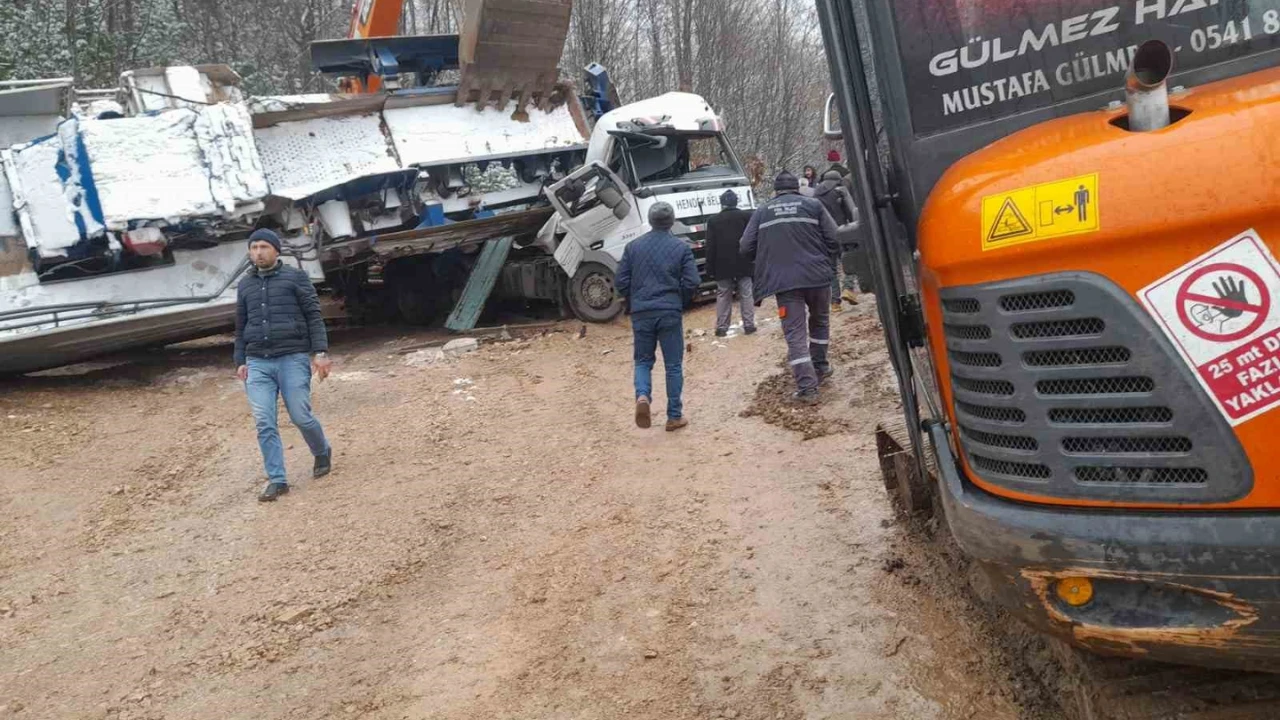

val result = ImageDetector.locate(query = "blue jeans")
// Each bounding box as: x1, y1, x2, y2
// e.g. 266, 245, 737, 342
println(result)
632, 311, 684, 420
245, 353, 330, 485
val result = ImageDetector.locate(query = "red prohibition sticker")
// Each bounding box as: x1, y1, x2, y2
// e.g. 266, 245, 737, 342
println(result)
1141, 230, 1280, 426
1173, 262, 1271, 343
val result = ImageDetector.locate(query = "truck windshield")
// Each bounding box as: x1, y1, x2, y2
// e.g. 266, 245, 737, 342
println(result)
625, 133, 742, 186
894, 0, 1280, 136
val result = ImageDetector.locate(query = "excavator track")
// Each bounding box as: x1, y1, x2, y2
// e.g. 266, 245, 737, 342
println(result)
875, 419, 1280, 720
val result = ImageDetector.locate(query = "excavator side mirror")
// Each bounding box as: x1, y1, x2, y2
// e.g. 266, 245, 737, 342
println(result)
823, 93, 842, 140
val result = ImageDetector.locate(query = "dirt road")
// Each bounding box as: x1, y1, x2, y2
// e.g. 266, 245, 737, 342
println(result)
0, 303, 1030, 719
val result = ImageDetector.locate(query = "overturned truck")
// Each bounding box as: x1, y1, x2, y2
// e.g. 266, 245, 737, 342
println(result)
0, 22, 753, 374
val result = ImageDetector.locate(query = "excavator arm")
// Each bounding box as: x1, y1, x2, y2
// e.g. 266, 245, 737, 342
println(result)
334, 0, 572, 112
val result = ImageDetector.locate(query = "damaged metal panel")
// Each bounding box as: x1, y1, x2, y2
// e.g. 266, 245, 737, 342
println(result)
385, 99, 586, 167
0, 170, 28, 279
366, 206, 552, 260
254, 113, 401, 200
120, 64, 244, 114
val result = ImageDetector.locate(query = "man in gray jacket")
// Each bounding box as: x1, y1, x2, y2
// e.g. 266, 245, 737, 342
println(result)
740, 171, 840, 404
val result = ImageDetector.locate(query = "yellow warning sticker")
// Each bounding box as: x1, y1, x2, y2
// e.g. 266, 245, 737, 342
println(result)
980, 173, 1099, 251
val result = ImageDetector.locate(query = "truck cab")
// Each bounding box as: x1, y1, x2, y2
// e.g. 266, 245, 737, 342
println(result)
542, 92, 755, 321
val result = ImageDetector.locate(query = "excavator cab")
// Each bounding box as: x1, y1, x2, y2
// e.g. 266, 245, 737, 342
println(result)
819, 0, 1280, 672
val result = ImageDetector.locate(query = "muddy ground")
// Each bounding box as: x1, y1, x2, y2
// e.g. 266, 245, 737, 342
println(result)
1, 301, 1058, 719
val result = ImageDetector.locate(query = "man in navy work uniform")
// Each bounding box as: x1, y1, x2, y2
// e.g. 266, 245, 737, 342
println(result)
234, 228, 334, 501
740, 171, 841, 405
615, 202, 701, 431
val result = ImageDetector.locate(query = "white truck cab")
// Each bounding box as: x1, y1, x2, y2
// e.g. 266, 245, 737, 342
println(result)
542, 92, 755, 322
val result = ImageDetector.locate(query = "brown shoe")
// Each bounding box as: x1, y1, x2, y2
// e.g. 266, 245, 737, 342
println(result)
830, 302, 843, 314
665, 417, 689, 432
635, 396, 652, 428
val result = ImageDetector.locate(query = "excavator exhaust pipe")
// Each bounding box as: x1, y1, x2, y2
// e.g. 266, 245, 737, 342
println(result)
1125, 40, 1174, 132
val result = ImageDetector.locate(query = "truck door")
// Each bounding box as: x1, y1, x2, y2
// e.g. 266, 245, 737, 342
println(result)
545, 161, 642, 277
545, 162, 639, 322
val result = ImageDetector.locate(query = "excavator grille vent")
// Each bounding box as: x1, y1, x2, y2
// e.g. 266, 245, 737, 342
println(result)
938, 273, 1252, 503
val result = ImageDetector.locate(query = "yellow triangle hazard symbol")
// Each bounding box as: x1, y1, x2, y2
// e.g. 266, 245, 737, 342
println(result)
987, 197, 1033, 243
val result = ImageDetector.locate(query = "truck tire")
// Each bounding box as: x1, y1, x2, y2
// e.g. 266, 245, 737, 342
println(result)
387, 259, 443, 326
567, 262, 623, 323
396, 282, 439, 326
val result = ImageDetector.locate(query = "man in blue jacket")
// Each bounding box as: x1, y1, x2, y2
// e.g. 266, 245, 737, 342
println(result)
615, 202, 701, 431
741, 171, 841, 405
234, 228, 333, 501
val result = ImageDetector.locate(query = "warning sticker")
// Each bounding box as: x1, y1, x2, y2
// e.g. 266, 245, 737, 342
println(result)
1140, 230, 1280, 426
980, 173, 1099, 251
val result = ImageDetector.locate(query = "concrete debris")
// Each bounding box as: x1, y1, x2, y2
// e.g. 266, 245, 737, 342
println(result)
403, 349, 447, 367
443, 338, 479, 357
274, 606, 314, 625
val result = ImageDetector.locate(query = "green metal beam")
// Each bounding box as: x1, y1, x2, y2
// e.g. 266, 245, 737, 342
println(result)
445, 236, 514, 331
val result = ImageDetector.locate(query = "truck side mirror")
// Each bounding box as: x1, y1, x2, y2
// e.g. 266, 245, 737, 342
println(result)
823, 93, 842, 140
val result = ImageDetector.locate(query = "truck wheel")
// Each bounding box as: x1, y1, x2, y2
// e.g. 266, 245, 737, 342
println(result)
396, 282, 439, 326
568, 262, 622, 323
388, 260, 443, 326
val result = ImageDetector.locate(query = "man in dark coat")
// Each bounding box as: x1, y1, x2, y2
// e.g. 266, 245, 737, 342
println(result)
813, 170, 857, 311
234, 228, 333, 502
704, 189, 756, 336
740, 171, 841, 404
615, 202, 701, 432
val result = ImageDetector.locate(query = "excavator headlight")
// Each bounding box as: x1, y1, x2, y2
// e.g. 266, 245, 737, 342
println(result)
1055, 577, 1095, 607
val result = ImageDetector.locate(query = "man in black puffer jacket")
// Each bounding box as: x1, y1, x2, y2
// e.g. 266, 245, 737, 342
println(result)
740, 171, 840, 405
705, 189, 756, 336
234, 228, 333, 502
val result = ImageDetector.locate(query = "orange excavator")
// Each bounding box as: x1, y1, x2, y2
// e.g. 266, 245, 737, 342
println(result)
816, 0, 1280, 704
330, 0, 571, 112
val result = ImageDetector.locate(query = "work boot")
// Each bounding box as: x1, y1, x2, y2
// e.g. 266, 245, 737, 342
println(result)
313, 451, 332, 479
258, 483, 289, 502
831, 302, 843, 314
818, 366, 835, 384
715, 329, 728, 337
665, 417, 689, 432
842, 289, 859, 306
793, 389, 819, 406
635, 396, 652, 429
744, 326, 757, 335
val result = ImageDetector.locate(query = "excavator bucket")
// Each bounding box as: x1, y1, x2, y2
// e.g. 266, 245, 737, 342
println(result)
456, 0, 573, 112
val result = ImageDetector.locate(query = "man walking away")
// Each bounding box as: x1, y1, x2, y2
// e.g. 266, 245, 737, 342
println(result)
741, 171, 840, 405
234, 228, 334, 502
813, 170, 856, 312
616, 202, 701, 431
705, 189, 756, 337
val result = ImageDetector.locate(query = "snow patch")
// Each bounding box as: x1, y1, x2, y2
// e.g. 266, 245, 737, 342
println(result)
81, 110, 217, 225
164, 66, 208, 107
385, 101, 584, 167
192, 104, 268, 212
247, 95, 341, 114
10, 138, 81, 257
78, 105, 266, 227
